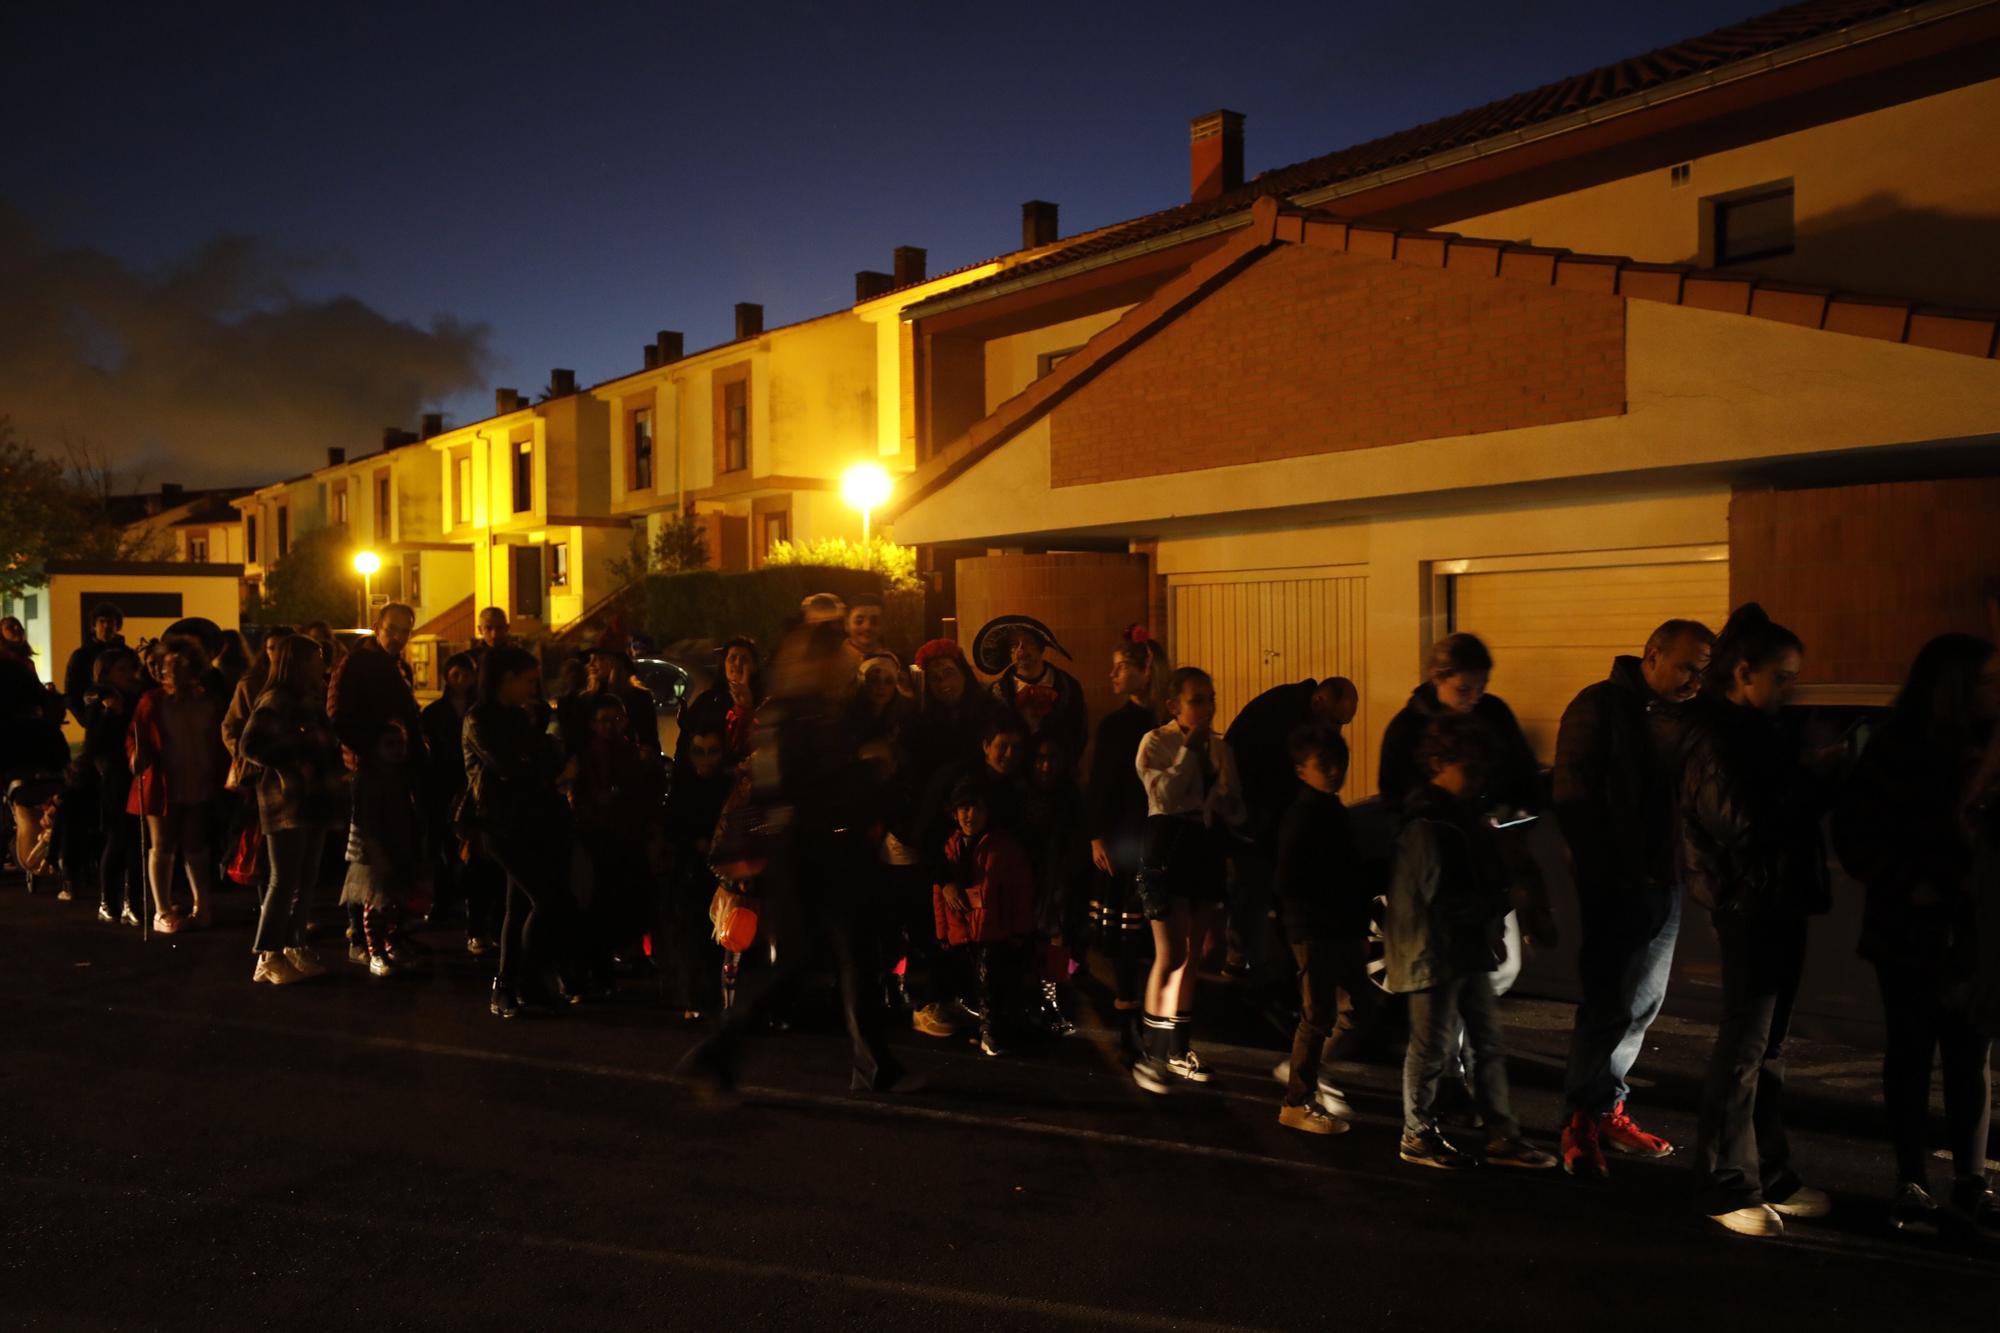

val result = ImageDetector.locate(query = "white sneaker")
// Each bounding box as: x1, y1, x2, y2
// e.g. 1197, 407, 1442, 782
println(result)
1271, 1058, 1292, 1086
1132, 1059, 1171, 1095
253, 953, 302, 986
1279, 1102, 1351, 1136
367, 953, 396, 978
1770, 1186, 1832, 1219
1710, 1204, 1785, 1237
1166, 1050, 1215, 1084
283, 947, 328, 978
1316, 1084, 1354, 1118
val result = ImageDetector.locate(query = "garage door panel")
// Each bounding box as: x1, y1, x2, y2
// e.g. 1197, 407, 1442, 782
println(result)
1452, 559, 1728, 764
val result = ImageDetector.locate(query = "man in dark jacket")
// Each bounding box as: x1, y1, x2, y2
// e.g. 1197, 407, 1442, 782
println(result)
328, 603, 424, 764
62, 603, 126, 726
1225, 676, 1357, 981
1552, 619, 1713, 1178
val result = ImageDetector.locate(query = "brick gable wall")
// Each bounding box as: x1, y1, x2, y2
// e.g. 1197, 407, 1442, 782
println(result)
1047, 244, 1625, 487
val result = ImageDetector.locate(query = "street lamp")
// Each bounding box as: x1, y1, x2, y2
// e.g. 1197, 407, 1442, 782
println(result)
352, 549, 380, 627
840, 463, 892, 543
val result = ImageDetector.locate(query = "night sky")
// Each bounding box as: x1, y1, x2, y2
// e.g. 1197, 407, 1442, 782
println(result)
5, 0, 1759, 486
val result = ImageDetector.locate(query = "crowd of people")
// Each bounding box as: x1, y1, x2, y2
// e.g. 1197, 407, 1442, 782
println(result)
3, 592, 1997, 1248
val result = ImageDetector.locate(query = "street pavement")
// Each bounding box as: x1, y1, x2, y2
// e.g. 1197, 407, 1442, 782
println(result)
3, 880, 1996, 1332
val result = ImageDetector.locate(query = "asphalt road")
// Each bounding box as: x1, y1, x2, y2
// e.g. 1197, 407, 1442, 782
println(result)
3, 883, 1995, 1332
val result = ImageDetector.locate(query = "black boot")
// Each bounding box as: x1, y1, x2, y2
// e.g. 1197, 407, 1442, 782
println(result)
489, 980, 519, 1019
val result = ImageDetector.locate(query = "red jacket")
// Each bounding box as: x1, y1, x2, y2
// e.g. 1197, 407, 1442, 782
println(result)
126, 687, 226, 816
933, 828, 1036, 946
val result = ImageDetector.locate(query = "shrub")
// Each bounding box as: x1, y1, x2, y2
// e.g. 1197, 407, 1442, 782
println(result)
641, 566, 887, 662
763, 536, 920, 593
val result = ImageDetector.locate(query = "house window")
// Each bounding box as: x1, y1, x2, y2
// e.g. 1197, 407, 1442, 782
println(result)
550, 542, 570, 588
23, 595, 37, 621
1669, 162, 1691, 188
456, 456, 473, 524
276, 506, 290, 557
331, 484, 349, 525
188, 536, 209, 562
630, 407, 654, 491
375, 474, 391, 540
404, 553, 422, 606
512, 440, 533, 514
245, 515, 258, 563
718, 374, 749, 474
1036, 346, 1083, 379
1713, 182, 1794, 265
757, 508, 790, 560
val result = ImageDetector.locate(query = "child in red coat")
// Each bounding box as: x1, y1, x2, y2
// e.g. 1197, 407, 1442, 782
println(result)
934, 779, 1035, 1056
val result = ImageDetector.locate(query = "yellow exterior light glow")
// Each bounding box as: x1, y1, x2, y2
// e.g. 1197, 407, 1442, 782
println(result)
352, 550, 381, 576
841, 463, 892, 541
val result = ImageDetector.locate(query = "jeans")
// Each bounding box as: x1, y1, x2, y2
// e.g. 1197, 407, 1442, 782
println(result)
1564, 887, 1682, 1115
488, 828, 579, 991
1404, 971, 1518, 1139
253, 825, 328, 953
1694, 912, 1807, 1213
1876, 960, 1993, 1190
1286, 938, 1377, 1106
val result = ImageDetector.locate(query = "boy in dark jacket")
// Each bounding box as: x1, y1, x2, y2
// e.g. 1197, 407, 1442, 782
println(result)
1384, 715, 1556, 1172
1273, 725, 1370, 1136
935, 780, 1036, 1057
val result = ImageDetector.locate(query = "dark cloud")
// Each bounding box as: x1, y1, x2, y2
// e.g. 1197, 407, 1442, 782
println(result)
0, 203, 491, 487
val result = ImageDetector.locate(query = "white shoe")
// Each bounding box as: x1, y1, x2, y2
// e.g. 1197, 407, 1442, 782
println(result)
1279, 1102, 1351, 1136
283, 947, 328, 978
1166, 1050, 1215, 1084
1770, 1186, 1832, 1219
1271, 1058, 1292, 1086
1316, 1084, 1354, 1118
253, 953, 302, 986
1710, 1204, 1784, 1237
1132, 1059, 1171, 1095
368, 953, 396, 978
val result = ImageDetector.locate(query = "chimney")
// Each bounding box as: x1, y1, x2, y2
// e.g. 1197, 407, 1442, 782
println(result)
383, 427, 419, 450
161, 482, 184, 501
328, 447, 346, 467
855, 270, 896, 301
1022, 200, 1059, 248
893, 246, 927, 286
735, 303, 763, 339
656, 330, 683, 363
642, 344, 659, 369
496, 388, 522, 414
1189, 109, 1245, 202
420, 412, 443, 439
549, 368, 576, 397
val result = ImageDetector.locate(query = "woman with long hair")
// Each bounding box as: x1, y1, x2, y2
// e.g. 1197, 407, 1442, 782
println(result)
126, 636, 226, 933
1835, 632, 1998, 1242
1682, 604, 1831, 1238
678, 637, 763, 769
86, 647, 146, 926
239, 633, 345, 983
1087, 628, 1168, 1056
1132, 665, 1246, 1092
464, 644, 579, 1018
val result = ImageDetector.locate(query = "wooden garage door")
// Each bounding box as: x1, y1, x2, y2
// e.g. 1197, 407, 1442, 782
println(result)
1450, 559, 1729, 764
1168, 570, 1369, 789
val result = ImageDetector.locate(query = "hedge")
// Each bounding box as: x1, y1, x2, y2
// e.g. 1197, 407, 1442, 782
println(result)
639, 566, 923, 663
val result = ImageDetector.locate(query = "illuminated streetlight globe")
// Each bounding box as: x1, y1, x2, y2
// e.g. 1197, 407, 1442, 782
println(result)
352, 550, 381, 576
840, 463, 892, 514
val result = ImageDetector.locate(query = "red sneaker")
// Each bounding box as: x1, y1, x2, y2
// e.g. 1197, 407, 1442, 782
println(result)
1598, 1102, 1675, 1158
1561, 1111, 1607, 1179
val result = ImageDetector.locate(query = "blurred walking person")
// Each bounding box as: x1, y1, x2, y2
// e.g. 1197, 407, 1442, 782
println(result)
240, 634, 345, 984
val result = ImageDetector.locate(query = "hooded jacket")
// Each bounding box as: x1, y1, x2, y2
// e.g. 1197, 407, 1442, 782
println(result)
934, 826, 1036, 946
1381, 782, 1510, 992
1378, 683, 1540, 816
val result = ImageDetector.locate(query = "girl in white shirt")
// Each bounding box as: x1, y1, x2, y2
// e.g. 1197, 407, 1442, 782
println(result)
1132, 667, 1247, 1091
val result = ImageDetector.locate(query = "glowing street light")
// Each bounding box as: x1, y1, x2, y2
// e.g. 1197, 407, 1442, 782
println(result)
841, 463, 892, 543
352, 549, 380, 627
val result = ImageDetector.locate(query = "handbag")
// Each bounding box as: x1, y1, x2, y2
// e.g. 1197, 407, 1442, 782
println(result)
709, 884, 759, 952
226, 821, 266, 887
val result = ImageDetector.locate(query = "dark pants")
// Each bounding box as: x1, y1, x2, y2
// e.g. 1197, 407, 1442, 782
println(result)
98, 811, 144, 916
462, 852, 505, 944
664, 860, 721, 1011
885, 863, 937, 1009
972, 940, 1023, 1039
1403, 971, 1518, 1139
57, 767, 101, 893
1876, 960, 1993, 1191
1564, 886, 1682, 1115
685, 831, 895, 1091
1286, 937, 1376, 1106
488, 828, 579, 991
1694, 912, 1807, 1213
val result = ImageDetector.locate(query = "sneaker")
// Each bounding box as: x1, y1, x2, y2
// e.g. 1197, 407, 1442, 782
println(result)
56, 886, 73, 902
151, 912, 182, 935
1279, 1102, 1350, 1136
97, 904, 116, 923
1315, 1083, 1354, 1119
1769, 1186, 1832, 1219
466, 936, 491, 957
1710, 1204, 1784, 1238
368, 953, 396, 978
253, 953, 302, 986
1561, 1111, 1609, 1180
1132, 1059, 1171, 1095
347, 943, 369, 965
1890, 1182, 1936, 1231
1598, 1102, 1674, 1157
1400, 1127, 1477, 1170
1270, 1058, 1292, 1086
1484, 1136, 1559, 1170
283, 947, 327, 978
911, 1003, 958, 1038
978, 1029, 1009, 1057
1166, 1050, 1215, 1084
120, 906, 141, 927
